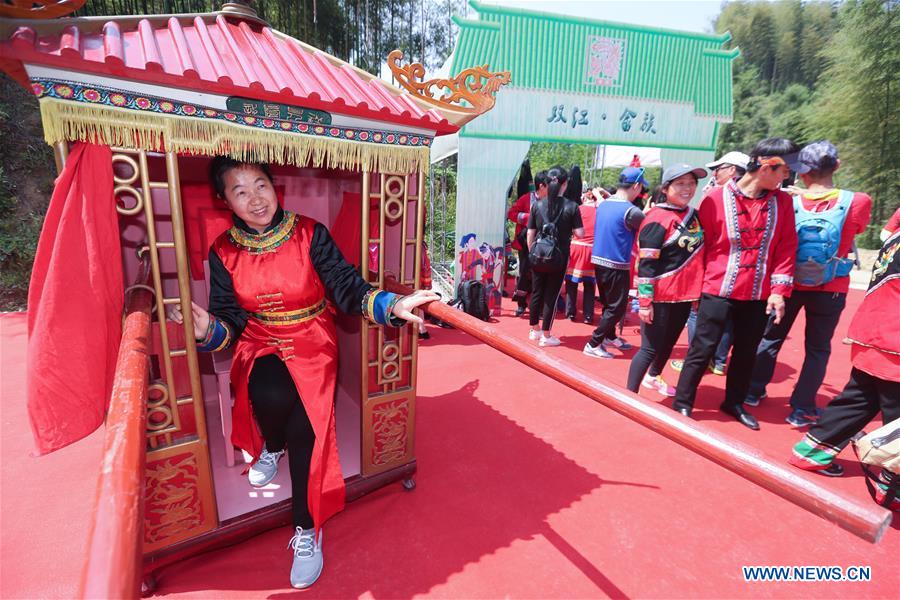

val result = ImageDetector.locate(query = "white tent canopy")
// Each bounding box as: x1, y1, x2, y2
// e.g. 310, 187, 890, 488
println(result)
594, 145, 662, 168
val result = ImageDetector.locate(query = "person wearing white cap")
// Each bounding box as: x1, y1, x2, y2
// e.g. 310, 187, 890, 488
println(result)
703, 151, 750, 192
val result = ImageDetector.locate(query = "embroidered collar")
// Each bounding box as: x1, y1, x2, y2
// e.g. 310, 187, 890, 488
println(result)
228, 209, 297, 253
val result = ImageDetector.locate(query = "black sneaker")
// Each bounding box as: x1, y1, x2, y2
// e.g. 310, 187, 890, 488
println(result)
515, 305, 527, 317
786, 408, 818, 429
815, 463, 844, 477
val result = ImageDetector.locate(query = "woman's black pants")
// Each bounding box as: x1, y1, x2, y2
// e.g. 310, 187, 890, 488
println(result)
248, 354, 316, 529
530, 268, 565, 331
626, 301, 692, 392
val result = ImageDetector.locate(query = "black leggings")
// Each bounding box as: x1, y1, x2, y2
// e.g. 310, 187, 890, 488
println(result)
626, 302, 692, 392
248, 354, 316, 529
565, 279, 596, 321
514, 247, 532, 307
530, 269, 565, 330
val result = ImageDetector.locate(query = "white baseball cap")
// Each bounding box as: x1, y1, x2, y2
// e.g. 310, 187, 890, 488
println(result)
706, 151, 750, 171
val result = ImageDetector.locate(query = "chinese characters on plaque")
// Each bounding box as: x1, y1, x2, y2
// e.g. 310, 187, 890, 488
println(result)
226, 97, 332, 125
546, 104, 591, 128
546, 104, 657, 136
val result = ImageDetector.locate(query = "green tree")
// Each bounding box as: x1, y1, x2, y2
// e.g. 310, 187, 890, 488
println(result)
805, 0, 900, 244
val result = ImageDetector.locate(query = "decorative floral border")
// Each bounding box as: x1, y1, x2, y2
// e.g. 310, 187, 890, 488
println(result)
31, 78, 433, 148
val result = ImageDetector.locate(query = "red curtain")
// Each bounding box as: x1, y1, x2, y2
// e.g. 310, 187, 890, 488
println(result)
181, 182, 285, 279
331, 191, 362, 268
27, 143, 123, 455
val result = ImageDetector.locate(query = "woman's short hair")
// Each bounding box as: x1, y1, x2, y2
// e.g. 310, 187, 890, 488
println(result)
209, 156, 273, 197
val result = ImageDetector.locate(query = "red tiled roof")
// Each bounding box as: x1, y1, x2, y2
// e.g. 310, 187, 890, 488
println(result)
0, 13, 458, 134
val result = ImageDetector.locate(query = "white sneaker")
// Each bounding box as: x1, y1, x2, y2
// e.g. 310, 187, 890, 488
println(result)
641, 374, 676, 397
539, 334, 561, 347
528, 329, 541, 341
288, 526, 324, 589
248, 445, 284, 487
583, 342, 613, 359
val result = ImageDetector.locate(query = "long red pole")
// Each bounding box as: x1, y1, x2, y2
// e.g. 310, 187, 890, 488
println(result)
388, 280, 892, 543
79, 261, 153, 599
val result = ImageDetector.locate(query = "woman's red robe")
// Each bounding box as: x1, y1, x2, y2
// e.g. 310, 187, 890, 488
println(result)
208, 209, 398, 529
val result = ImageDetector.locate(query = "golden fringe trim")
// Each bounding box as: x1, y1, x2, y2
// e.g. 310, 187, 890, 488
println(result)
39, 98, 430, 175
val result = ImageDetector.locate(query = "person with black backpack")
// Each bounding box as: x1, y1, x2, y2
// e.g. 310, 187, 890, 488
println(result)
526, 166, 584, 347
509, 170, 549, 316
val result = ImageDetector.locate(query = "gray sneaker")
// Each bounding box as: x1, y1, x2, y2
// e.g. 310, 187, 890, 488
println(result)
606, 337, 632, 350
248, 445, 284, 487
288, 526, 324, 589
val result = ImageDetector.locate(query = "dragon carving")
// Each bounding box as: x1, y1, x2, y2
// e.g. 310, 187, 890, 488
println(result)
387, 49, 510, 114
0, 0, 86, 18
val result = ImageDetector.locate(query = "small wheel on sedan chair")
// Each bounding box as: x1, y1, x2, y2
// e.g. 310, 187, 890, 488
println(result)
401, 477, 416, 491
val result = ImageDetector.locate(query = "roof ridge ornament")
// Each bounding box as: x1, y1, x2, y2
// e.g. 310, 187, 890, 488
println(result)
220, 1, 264, 22
0, 0, 85, 19
387, 49, 510, 115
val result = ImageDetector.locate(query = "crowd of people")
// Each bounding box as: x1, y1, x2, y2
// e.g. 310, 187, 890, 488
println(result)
172, 138, 896, 588
504, 137, 897, 502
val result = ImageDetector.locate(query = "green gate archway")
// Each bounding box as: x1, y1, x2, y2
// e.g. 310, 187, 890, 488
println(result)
449, 0, 739, 277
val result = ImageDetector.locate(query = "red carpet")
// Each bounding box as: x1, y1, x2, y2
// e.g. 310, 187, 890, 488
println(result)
2, 293, 898, 598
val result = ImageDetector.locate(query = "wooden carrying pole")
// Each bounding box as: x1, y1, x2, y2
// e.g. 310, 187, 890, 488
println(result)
385, 280, 893, 543
79, 258, 154, 599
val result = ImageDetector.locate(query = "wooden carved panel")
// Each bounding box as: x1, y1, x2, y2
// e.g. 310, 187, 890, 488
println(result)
362, 390, 415, 476
143, 441, 217, 553
359, 170, 423, 476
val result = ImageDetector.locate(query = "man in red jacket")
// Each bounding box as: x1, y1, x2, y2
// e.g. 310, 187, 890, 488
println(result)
745, 140, 872, 428
508, 171, 548, 316
673, 138, 800, 429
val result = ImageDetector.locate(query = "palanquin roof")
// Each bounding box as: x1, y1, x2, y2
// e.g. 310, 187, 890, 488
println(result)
0, 6, 465, 134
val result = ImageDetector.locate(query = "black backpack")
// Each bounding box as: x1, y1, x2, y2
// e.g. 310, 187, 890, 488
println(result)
529, 198, 566, 273
451, 280, 489, 321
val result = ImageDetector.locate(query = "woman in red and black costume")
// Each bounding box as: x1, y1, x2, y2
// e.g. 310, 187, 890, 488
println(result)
169, 157, 437, 590
626, 164, 707, 398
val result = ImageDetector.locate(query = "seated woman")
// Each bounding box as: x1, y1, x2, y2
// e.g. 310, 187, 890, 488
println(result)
169, 157, 437, 589
626, 164, 707, 397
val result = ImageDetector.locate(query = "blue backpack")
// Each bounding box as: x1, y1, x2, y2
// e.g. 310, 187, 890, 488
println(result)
793, 190, 854, 286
